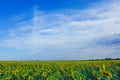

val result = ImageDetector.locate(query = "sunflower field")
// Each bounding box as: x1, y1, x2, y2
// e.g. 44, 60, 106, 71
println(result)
0, 60, 120, 80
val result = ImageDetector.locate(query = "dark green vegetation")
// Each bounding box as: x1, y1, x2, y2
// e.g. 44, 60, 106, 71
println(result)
0, 60, 120, 80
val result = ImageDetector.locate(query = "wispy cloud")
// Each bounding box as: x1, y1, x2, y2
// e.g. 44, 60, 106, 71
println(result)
0, 0, 120, 60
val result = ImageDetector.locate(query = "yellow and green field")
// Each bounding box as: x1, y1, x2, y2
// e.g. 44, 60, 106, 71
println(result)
0, 60, 120, 80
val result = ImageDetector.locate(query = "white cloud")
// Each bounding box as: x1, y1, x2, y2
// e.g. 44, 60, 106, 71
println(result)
0, 0, 120, 59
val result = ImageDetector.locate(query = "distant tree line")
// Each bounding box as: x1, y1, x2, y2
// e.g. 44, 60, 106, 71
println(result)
89, 58, 120, 61
104, 58, 120, 60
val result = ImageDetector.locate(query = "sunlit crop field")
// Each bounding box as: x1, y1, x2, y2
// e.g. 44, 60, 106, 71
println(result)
0, 60, 120, 80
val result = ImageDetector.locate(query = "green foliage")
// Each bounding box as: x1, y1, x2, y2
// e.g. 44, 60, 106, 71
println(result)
0, 60, 120, 80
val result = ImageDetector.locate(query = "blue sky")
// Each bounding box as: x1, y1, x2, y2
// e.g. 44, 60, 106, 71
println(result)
0, 0, 120, 60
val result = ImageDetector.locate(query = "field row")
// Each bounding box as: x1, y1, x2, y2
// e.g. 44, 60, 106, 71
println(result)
0, 60, 120, 80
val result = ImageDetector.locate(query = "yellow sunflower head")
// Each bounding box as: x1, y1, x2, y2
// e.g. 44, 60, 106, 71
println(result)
42, 72, 47, 77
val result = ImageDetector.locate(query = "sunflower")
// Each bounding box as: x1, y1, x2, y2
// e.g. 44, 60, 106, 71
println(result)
97, 77, 101, 80
101, 71, 113, 78
116, 66, 120, 71
42, 72, 47, 77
